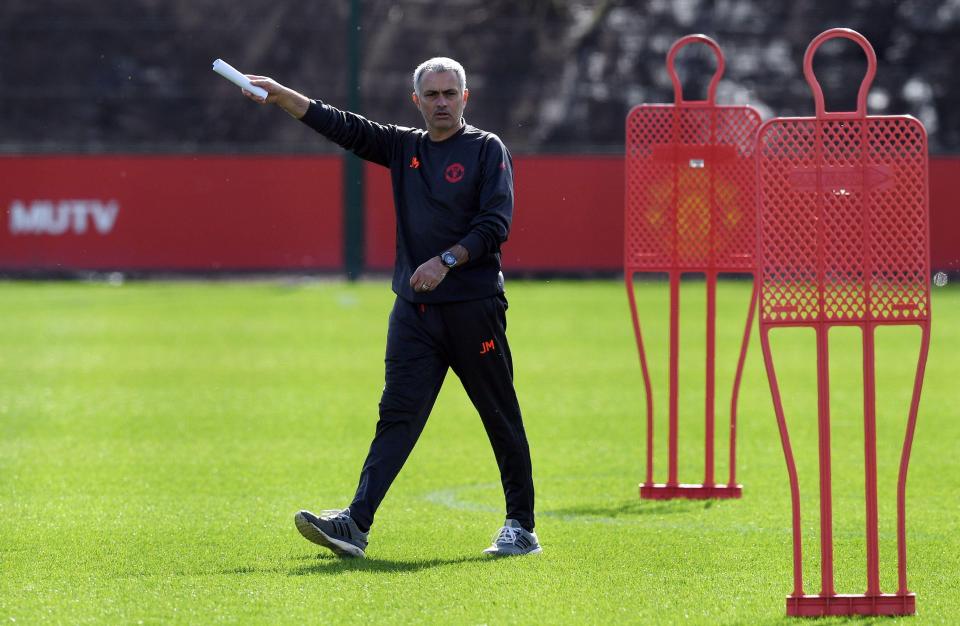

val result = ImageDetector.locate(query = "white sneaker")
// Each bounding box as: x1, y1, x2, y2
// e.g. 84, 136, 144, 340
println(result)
482, 519, 542, 556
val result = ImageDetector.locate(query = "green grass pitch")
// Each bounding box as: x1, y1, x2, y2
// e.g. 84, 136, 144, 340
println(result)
1, 279, 957, 624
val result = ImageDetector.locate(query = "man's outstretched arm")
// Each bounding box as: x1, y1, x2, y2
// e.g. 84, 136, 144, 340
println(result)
243, 74, 397, 168
243, 76, 310, 119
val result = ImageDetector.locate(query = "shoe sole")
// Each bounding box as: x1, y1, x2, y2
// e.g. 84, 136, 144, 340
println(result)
294, 512, 366, 558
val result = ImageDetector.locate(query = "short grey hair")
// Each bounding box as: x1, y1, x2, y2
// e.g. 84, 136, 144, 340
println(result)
412, 57, 467, 96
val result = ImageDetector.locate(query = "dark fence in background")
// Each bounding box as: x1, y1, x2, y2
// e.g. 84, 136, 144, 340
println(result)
2, 0, 960, 154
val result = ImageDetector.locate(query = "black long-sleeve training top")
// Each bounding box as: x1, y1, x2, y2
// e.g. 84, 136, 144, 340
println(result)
300, 100, 514, 303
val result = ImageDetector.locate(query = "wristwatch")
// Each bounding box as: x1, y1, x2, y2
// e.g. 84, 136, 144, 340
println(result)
440, 250, 458, 269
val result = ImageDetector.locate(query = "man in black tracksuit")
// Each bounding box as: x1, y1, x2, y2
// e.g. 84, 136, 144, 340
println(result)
244, 57, 539, 557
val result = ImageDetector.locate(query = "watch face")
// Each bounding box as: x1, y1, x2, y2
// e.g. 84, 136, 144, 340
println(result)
442, 252, 457, 268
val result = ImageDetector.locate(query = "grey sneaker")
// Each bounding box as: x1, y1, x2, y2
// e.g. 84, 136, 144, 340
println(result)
294, 508, 368, 558
483, 519, 542, 556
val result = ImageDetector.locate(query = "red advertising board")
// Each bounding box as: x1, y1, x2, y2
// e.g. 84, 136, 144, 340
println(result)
1, 154, 957, 273
0, 155, 343, 271
929, 156, 960, 271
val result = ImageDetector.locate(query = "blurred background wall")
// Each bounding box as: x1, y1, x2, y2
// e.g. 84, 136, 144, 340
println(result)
4, 0, 959, 154
1, 0, 958, 273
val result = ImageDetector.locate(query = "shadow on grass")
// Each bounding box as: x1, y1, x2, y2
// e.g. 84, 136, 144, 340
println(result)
544, 498, 715, 520
221, 554, 494, 577
288, 553, 492, 576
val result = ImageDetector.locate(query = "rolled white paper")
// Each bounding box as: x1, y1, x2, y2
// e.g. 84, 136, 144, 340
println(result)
212, 58, 268, 99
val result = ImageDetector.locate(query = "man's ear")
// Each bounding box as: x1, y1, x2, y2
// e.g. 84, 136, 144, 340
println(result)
411, 92, 420, 108
462, 88, 469, 105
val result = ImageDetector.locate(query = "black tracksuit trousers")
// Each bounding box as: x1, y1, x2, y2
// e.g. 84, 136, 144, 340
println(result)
348, 294, 535, 532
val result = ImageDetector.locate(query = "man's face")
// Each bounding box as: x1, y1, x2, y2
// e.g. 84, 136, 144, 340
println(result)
412, 70, 468, 134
